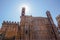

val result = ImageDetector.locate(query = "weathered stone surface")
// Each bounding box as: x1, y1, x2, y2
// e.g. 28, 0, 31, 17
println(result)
0, 8, 60, 40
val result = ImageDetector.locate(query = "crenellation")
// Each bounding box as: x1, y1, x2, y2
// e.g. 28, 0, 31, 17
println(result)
3, 21, 8, 24
12, 21, 14, 23
17, 22, 19, 25
2, 21, 19, 25
0, 8, 60, 40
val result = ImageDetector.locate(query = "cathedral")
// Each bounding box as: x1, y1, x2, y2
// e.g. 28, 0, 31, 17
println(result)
0, 7, 60, 40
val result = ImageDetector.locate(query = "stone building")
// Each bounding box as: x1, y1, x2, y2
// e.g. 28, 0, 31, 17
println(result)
0, 7, 60, 40
56, 15, 60, 40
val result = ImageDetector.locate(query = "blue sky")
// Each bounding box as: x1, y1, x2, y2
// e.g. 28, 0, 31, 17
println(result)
0, 0, 60, 27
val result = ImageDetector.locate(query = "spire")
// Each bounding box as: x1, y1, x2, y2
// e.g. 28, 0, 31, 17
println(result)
21, 7, 25, 16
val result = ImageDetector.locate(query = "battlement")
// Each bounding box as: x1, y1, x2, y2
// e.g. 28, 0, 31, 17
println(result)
2, 21, 19, 25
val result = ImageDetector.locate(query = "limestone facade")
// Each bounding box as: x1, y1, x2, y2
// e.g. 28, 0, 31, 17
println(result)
0, 7, 60, 40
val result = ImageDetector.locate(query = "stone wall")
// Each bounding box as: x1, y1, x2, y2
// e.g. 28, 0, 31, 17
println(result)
1, 21, 19, 39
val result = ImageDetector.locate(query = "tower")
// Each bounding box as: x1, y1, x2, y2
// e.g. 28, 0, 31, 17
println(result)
56, 15, 60, 40
56, 15, 60, 29
21, 7, 25, 16
46, 11, 57, 40
46, 11, 53, 24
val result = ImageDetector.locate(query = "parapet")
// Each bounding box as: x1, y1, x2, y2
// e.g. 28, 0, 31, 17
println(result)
2, 21, 19, 25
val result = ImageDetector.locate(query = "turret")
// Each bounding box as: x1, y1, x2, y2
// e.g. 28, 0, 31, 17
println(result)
21, 7, 25, 16
56, 15, 60, 29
